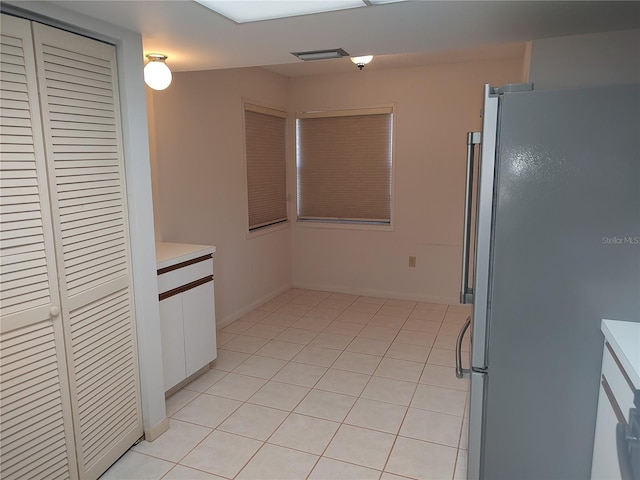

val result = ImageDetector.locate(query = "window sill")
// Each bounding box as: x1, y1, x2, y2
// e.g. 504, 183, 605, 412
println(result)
295, 219, 394, 232
247, 220, 290, 239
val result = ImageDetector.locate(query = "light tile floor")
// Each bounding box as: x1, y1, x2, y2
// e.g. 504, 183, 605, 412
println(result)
102, 289, 471, 480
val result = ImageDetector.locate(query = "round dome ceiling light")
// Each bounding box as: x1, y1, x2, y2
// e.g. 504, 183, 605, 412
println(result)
144, 54, 172, 90
351, 55, 373, 70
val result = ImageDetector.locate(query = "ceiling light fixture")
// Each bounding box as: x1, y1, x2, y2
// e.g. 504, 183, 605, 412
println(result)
292, 48, 350, 61
144, 54, 172, 90
351, 55, 373, 70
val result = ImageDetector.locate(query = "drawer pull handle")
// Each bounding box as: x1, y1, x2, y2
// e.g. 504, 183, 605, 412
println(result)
159, 276, 213, 301
157, 254, 212, 275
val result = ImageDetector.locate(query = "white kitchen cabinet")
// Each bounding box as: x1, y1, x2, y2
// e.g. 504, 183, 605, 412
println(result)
156, 242, 217, 392
591, 319, 639, 480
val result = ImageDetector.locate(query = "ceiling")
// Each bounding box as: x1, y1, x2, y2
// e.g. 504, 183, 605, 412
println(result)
38, 1, 640, 76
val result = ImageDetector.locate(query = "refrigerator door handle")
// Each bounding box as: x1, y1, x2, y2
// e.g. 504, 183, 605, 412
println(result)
456, 316, 472, 378
460, 132, 481, 304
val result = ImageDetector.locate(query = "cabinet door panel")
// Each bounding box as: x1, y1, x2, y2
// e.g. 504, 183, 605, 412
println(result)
183, 281, 217, 377
591, 383, 621, 480
159, 296, 187, 391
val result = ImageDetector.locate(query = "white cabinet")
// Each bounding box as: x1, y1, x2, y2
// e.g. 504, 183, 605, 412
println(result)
591, 320, 640, 480
156, 242, 217, 392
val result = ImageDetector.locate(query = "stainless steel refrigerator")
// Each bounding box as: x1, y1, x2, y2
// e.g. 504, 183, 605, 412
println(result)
457, 83, 640, 479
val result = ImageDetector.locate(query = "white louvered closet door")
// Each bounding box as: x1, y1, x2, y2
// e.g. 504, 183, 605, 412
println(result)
0, 14, 78, 480
30, 22, 143, 479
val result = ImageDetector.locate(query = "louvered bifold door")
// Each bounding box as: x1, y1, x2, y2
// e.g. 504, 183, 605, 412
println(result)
31, 22, 143, 480
0, 14, 78, 480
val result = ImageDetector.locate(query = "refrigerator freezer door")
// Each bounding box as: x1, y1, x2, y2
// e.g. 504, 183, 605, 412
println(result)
480, 85, 640, 479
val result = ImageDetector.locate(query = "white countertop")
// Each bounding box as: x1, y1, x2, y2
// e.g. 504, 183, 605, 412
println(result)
156, 242, 216, 269
601, 319, 640, 388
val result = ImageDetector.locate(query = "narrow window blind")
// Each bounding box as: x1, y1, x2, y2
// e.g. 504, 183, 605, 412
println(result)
244, 104, 287, 231
296, 108, 392, 224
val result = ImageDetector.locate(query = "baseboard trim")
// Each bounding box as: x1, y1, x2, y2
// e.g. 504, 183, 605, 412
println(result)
164, 364, 210, 398
216, 282, 292, 329
144, 417, 170, 442
216, 282, 461, 331
291, 282, 460, 306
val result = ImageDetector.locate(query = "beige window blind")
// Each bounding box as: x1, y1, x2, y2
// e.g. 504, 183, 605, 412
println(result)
244, 104, 287, 231
296, 108, 393, 224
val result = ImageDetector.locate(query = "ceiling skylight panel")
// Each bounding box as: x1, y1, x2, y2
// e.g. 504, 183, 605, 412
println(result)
195, 0, 367, 23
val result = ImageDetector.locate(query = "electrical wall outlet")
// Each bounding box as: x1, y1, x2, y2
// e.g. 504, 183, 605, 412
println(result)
409, 256, 416, 268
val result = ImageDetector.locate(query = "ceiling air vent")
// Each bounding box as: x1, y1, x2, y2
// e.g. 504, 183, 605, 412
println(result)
292, 48, 350, 61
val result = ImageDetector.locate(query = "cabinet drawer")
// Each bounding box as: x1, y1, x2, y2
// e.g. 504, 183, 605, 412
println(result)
601, 342, 635, 415
158, 257, 213, 294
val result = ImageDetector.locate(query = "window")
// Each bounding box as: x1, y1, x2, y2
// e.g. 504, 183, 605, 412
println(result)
244, 103, 288, 231
296, 107, 393, 225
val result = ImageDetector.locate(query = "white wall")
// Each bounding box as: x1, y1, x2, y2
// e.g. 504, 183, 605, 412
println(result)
149, 67, 292, 327
289, 58, 524, 303
529, 29, 640, 89
5, 1, 166, 437
150, 57, 524, 310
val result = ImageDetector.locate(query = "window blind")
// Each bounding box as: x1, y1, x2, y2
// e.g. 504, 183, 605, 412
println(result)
244, 104, 287, 231
296, 108, 392, 224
